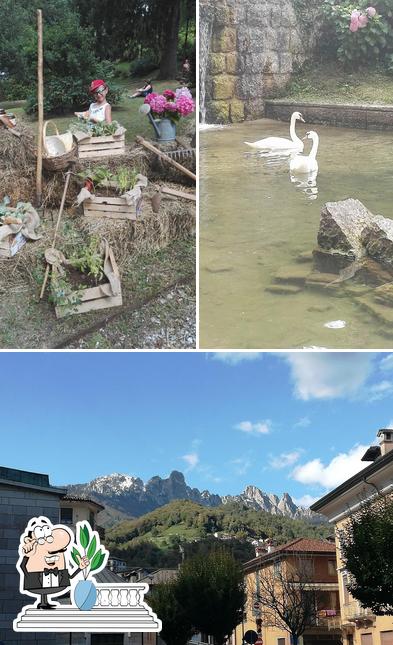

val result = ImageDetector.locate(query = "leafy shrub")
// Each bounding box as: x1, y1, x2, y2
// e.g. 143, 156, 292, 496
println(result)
323, 0, 393, 69
129, 57, 158, 78
0, 78, 28, 101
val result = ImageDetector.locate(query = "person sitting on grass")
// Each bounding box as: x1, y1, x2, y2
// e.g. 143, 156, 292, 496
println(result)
75, 79, 112, 123
129, 80, 153, 99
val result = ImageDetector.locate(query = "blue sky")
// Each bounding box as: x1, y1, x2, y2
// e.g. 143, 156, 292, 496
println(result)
1, 351, 393, 507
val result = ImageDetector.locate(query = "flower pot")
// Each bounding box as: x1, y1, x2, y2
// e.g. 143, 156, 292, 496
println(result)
154, 118, 177, 142
73, 579, 97, 611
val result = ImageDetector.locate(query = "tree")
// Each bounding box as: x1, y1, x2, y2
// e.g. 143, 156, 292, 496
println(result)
254, 559, 317, 645
175, 548, 246, 645
338, 495, 393, 615
149, 581, 194, 645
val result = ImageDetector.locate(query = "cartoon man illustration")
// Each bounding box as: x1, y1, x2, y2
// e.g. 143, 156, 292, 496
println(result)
17, 516, 89, 609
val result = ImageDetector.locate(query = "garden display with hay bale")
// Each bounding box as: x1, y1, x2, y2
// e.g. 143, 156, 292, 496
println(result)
0, 113, 195, 349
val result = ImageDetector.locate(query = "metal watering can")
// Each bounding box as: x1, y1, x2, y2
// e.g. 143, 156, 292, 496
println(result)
139, 104, 176, 142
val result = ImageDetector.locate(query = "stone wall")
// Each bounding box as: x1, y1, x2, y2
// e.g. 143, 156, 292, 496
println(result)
200, 0, 323, 123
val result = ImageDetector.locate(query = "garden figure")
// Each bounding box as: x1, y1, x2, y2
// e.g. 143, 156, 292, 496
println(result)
75, 79, 112, 123
130, 80, 153, 98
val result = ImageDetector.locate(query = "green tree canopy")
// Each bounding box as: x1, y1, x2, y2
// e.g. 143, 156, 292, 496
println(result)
338, 495, 393, 615
174, 549, 246, 645
149, 581, 194, 645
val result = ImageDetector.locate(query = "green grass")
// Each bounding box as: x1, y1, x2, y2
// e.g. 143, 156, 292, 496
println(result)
8, 74, 195, 144
279, 62, 393, 105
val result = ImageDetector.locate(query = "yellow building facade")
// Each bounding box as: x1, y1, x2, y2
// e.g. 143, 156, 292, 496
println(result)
235, 538, 342, 645
311, 429, 393, 645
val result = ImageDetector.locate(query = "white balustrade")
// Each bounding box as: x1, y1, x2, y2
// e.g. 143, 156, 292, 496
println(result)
95, 583, 148, 609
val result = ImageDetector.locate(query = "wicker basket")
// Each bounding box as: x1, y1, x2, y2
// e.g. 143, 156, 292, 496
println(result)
42, 120, 76, 171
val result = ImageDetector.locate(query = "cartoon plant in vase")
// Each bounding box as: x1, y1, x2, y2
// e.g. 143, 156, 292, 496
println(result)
71, 523, 108, 611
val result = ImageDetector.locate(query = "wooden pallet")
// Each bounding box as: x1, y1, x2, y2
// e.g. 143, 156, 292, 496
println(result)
53, 245, 122, 318
83, 195, 144, 221
77, 134, 126, 159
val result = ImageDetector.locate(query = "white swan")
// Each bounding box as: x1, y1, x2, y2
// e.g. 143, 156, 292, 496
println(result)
290, 131, 319, 173
244, 111, 305, 152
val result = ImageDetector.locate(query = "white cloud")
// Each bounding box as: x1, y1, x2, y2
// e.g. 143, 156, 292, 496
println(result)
284, 353, 375, 400
235, 420, 271, 435
380, 354, 393, 371
293, 494, 321, 508
182, 452, 199, 470
368, 380, 393, 402
231, 456, 252, 475
269, 451, 301, 469
212, 352, 262, 365
294, 416, 311, 429
291, 444, 368, 489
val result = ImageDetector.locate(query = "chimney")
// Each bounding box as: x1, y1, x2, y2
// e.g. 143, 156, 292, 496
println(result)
266, 538, 275, 554
378, 429, 393, 456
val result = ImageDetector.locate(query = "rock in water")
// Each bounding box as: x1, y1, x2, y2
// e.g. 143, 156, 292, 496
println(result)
315, 198, 373, 272
361, 215, 393, 269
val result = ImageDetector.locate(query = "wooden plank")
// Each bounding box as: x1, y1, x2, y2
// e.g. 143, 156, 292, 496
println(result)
161, 187, 196, 202
78, 148, 125, 159
80, 135, 125, 145
78, 142, 125, 153
88, 196, 127, 205
56, 295, 123, 318
84, 204, 132, 214
78, 283, 114, 301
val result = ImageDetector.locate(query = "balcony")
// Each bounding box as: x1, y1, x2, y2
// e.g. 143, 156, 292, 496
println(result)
316, 611, 342, 630
13, 583, 161, 633
342, 602, 376, 625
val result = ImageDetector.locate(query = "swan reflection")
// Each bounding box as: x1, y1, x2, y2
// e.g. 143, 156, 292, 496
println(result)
290, 169, 319, 200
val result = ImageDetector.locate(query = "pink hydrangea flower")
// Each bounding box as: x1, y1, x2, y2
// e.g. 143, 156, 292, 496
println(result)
358, 13, 369, 27
366, 6, 377, 17
175, 87, 193, 100
145, 93, 167, 114
175, 95, 195, 117
165, 101, 179, 112
163, 89, 176, 100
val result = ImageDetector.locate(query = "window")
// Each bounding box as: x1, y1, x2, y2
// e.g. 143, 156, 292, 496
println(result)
89, 510, 95, 528
328, 560, 336, 576
60, 507, 73, 524
278, 639, 286, 645
274, 560, 281, 576
381, 632, 393, 645
361, 634, 373, 645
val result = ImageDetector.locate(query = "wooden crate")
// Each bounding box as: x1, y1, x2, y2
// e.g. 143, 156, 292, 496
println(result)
77, 134, 126, 159
0, 231, 26, 258
53, 245, 122, 318
83, 194, 144, 221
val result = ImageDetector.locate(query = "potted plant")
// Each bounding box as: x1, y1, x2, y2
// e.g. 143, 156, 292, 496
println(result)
144, 87, 195, 141
71, 523, 108, 611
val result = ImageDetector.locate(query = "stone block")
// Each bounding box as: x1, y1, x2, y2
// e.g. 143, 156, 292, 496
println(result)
214, 4, 236, 27
212, 27, 237, 53
225, 52, 238, 74
279, 52, 293, 74
246, 4, 271, 27
208, 100, 230, 123
212, 74, 236, 100
210, 53, 226, 75
229, 99, 245, 122
244, 98, 265, 120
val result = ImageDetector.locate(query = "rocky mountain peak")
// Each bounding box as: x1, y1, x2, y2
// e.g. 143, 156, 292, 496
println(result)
67, 471, 324, 526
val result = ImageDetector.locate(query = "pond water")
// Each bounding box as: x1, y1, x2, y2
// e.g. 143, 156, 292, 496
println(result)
199, 119, 393, 349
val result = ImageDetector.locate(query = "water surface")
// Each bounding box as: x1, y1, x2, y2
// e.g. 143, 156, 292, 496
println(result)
200, 119, 393, 348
